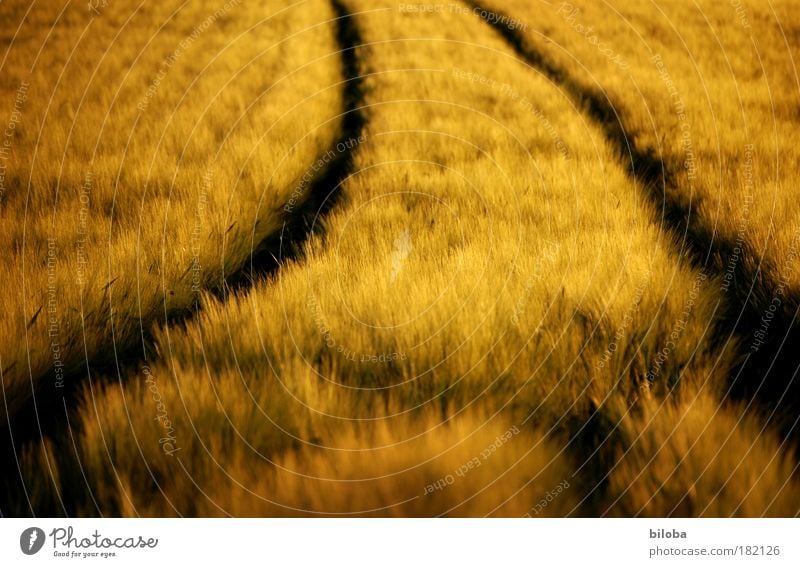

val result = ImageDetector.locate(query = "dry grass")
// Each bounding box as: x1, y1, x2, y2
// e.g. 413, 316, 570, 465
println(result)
30, 0, 795, 517
4, 0, 799, 517
77, 392, 577, 516
607, 390, 799, 517
0, 0, 343, 420
491, 0, 800, 284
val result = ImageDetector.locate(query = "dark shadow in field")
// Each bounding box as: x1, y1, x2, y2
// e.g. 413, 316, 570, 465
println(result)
226, 0, 366, 292
466, 0, 800, 511
0, 0, 367, 517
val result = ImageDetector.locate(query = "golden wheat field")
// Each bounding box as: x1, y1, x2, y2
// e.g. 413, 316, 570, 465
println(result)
0, 0, 798, 518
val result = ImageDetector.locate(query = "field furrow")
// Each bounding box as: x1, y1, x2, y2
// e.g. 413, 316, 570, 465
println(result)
0, 0, 350, 515
475, 0, 800, 442
3, 0, 797, 520
20, 0, 794, 518
0, 0, 343, 425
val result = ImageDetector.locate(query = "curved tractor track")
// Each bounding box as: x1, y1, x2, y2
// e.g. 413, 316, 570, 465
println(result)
229, 0, 366, 291
466, 0, 800, 445
0, 0, 367, 517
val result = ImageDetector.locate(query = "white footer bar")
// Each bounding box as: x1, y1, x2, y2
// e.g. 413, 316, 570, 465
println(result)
1, 519, 796, 566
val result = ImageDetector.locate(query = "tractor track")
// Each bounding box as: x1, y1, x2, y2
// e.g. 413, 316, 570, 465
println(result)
465, 0, 800, 513
0, 0, 367, 517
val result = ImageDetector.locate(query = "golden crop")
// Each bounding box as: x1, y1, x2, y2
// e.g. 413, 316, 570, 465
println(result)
0, 0, 342, 421
2, 0, 798, 517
